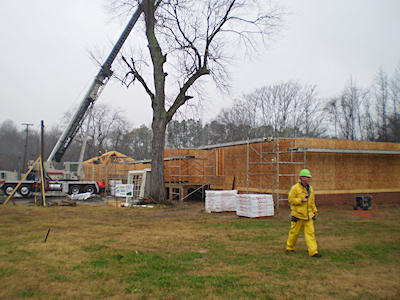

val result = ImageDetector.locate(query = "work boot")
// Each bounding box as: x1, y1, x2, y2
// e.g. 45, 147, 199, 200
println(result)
312, 253, 322, 258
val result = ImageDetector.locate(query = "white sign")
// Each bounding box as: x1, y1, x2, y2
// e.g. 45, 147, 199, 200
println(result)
115, 184, 134, 197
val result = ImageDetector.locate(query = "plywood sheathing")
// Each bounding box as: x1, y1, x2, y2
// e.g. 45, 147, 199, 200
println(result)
195, 137, 400, 195
163, 148, 216, 186
308, 152, 400, 193
298, 137, 400, 151
80, 138, 400, 197
298, 138, 400, 194
195, 141, 278, 193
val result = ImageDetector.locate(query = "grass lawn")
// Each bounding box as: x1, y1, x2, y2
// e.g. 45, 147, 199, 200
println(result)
0, 199, 399, 299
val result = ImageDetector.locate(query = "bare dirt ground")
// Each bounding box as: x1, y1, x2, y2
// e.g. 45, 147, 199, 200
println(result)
1, 193, 107, 207
0, 193, 210, 214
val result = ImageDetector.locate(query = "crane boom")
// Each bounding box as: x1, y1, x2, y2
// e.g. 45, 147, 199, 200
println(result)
47, 2, 143, 162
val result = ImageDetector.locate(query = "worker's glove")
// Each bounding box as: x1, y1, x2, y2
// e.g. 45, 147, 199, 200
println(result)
312, 215, 316, 221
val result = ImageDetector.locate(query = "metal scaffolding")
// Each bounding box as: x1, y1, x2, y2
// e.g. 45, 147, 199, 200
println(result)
245, 137, 306, 211
166, 149, 216, 202
246, 137, 276, 195
275, 137, 306, 210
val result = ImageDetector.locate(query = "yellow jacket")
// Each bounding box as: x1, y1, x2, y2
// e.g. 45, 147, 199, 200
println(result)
288, 182, 317, 220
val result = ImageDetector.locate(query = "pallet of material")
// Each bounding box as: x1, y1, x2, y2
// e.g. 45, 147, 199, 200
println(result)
205, 190, 237, 213
236, 194, 274, 218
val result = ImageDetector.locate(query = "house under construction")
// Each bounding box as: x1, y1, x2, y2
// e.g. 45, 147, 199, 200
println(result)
82, 137, 400, 206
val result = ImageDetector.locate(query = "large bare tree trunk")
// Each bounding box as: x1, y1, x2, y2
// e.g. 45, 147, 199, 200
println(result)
144, 0, 168, 203
150, 106, 167, 203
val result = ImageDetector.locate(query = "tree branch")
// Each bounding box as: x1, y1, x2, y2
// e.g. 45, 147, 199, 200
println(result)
121, 55, 155, 101
166, 65, 210, 121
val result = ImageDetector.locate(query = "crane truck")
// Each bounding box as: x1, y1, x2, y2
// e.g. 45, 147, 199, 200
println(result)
0, 3, 144, 198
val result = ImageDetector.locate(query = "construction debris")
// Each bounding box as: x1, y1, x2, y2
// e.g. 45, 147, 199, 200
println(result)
68, 192, 93, 201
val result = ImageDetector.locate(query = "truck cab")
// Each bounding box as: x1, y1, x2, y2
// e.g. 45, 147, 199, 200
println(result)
0, 170, 18, 190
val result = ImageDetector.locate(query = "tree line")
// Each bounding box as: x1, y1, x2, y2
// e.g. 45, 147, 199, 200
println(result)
0, 65, 399, 173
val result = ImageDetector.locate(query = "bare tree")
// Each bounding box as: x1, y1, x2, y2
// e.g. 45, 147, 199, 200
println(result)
85, 105, 131, 158
258, 82, 302, 136
214, 108, 255, 141
323, 98, 339, 137
324, 79, 369, 140
59, 104, 133, 160
374, 68, 390, 141
111, 0, 283, 203
293, 84, 325, 137
390, 62, 400, 116
227, 81, 324, 137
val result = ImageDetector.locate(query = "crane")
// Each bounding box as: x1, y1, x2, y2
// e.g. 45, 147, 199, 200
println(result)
47, 2, 144, 163
1, 1, 147, 198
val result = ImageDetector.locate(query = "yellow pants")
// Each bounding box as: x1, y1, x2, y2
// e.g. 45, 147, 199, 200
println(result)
286, 219, 318, 256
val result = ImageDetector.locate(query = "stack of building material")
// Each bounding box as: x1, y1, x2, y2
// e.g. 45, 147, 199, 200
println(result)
109, 180, 122, 196
205, 190, 238, 213
236, 194, 274, 218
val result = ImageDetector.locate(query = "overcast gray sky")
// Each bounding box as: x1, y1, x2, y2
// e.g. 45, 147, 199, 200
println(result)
1, 0, 399, 133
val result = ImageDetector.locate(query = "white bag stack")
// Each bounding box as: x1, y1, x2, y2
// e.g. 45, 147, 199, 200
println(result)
205, 190, 238, 213
236, 194, 274, 218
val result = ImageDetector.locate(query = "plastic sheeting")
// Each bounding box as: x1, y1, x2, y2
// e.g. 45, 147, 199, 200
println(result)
205, 190, 238, 213
236, 194, 274, 218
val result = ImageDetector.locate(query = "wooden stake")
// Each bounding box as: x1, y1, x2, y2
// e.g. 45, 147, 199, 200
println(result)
39, 157, 46, 207
44, 228, 51, 243
40, 120, 46, 207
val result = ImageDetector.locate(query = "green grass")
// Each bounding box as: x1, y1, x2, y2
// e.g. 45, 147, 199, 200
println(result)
354, 242, 400, 262
0, 202, 399, 299
0, 265, 17, 279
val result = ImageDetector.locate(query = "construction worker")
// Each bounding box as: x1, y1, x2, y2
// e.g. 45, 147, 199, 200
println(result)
286, 169, 322, 257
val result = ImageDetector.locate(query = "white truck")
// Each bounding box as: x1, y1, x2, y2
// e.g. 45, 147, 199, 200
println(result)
0, 3, 144, 198
0, 161, 103, 197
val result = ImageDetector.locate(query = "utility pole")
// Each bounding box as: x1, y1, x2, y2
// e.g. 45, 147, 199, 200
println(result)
21, 123, 33, 176
40, 120, 46, 207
